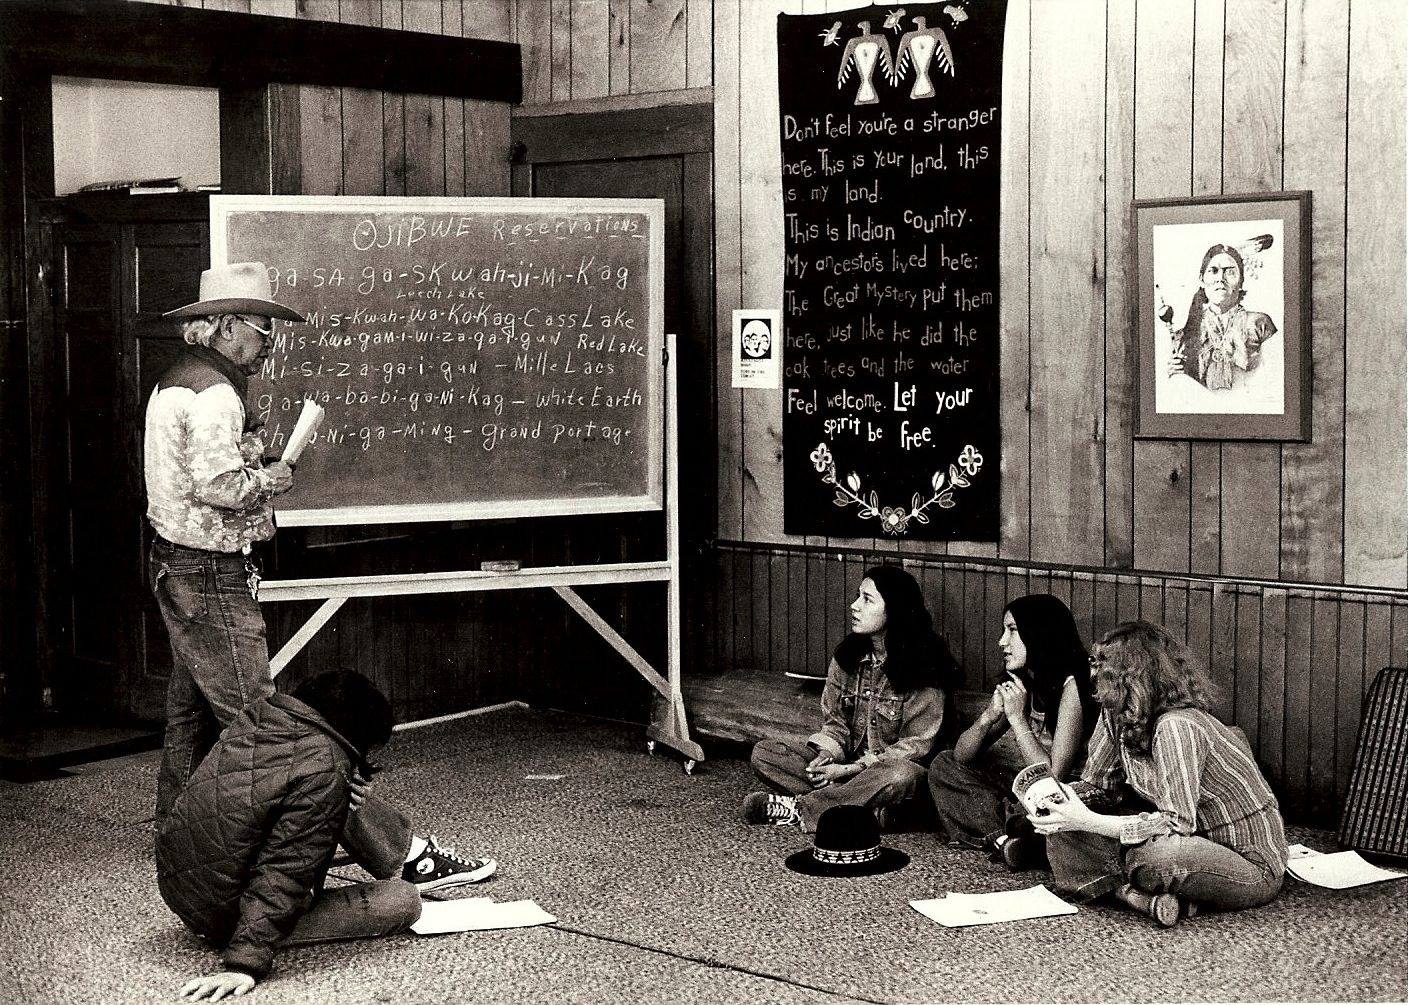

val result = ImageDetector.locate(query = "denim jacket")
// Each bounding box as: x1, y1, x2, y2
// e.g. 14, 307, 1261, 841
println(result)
806, 653, 946, 767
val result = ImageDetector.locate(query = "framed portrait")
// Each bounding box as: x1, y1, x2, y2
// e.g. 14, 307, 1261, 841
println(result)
1133, 191, 1311, 441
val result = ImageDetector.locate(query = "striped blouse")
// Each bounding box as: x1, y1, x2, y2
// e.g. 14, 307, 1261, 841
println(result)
1073, 707, 1288, 873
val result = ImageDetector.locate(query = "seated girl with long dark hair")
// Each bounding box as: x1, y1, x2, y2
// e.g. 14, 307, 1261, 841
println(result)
1030, 621, 1287, 927
742, 565, 962, 832
928, 594, 1098, 869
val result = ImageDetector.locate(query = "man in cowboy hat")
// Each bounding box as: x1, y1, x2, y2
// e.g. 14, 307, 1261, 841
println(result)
146, 263, 494, 906
147, 261, 303, 823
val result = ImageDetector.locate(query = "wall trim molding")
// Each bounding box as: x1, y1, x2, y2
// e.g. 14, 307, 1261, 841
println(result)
712, 539, 1408, 603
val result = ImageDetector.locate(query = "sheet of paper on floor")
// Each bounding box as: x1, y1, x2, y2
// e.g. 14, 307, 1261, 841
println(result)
1284, 847, 1408, 889
910, 884, 1077, 928
411, 898, 557, 935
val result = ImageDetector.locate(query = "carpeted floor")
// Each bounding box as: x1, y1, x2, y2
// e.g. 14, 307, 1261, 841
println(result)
2, 705, 1405, 1005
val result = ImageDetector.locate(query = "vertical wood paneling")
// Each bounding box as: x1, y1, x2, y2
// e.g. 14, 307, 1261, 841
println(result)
730, 547, 752, 670
997, 0, 1032, 561
1281, 0, 1348, 584
550, 0, 574, 102
1308, 597, 1341, 818
340, 2, 385, 197
1070, 573, 1096, 649
1188, 0, 1224, 576
737, 0, 789, 544
629, 0, 687, 93
1131, 0, 1194, 574
296, 1, 342, 195
1283, 591, 1314, 807
1165, 580, 1189, 646
1344, 0, 1408, 588
444, 1, 467, 195
713, 0, 742, 539
571, 0, 612, 99
686, 0, 711, 89
1028, 0, 1105, 567
382, 2, 408, 196
1257, 587, 1287, 785
1210, 581, 1237, 723
517, 0, 553, 103
1102, 0, 1136, 568
609, 0, 632, 95
1187, 582, 1213, 681
787, 550, 807, 674
402, 3, 447, 197
1336, 597, 1366, 798
1218, 0, 1285, 581
1233, 586, 1260, 749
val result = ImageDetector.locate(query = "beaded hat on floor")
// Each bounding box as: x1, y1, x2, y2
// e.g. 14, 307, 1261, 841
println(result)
784, 805, 909, 877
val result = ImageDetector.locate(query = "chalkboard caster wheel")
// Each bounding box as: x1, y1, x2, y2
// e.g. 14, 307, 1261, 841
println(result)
647, 695, 705, 774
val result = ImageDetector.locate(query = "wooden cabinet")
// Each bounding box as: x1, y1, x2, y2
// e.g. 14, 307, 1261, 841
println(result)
34, 195, 209, 723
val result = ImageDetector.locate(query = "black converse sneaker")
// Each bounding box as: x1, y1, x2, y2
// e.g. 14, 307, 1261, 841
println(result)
402, 836, 497, 892
741, 792, 801, 826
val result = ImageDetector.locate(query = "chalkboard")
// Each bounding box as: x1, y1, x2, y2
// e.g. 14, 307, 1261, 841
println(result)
211, 195, 665, 526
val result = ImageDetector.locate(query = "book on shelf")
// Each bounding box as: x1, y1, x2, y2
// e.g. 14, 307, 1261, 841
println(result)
76, 177, 183, 195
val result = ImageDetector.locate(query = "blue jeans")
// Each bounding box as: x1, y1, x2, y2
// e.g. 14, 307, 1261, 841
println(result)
285, 795, 421, 944
1047, 828, 1284, 911
750, 737, 926, 833
150, 538, 274, 823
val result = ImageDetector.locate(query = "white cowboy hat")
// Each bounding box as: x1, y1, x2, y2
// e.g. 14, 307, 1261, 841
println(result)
163, 261, 306, 322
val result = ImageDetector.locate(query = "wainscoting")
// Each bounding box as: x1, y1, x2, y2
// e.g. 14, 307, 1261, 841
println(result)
706, 540, 1408, 825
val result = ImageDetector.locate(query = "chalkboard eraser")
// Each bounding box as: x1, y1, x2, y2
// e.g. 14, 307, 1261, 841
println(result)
481, 560, 521, 573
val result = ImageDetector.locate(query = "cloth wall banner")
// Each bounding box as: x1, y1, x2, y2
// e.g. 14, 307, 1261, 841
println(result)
778, 0, 1006, 540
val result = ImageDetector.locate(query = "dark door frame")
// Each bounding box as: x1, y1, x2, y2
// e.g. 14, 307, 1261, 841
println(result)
508, 98, 718, 673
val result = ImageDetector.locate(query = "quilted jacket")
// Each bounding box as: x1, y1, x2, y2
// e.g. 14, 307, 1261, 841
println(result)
156, 693, 358, 979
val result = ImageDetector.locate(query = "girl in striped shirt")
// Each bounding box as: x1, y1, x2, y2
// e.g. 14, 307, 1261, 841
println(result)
1028, 621, 1288, 927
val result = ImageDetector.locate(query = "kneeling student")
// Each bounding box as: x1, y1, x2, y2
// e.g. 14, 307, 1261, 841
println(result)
158, 671, 496, 1001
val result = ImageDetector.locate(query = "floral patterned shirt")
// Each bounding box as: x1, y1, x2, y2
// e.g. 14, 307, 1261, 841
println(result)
145, 348, 279, 554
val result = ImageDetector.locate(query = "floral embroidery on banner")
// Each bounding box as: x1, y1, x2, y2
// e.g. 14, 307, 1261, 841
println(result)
811, 441, 984, 536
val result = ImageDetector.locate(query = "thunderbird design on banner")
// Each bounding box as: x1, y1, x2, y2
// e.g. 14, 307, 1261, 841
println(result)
779, 0, 1005, 540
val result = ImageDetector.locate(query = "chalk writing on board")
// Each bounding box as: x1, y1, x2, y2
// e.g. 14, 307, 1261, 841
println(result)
212, 196, 664, 526
778, 2, 1005, 540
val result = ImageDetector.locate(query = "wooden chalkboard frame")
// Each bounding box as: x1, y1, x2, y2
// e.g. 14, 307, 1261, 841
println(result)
209, 194, 666, 526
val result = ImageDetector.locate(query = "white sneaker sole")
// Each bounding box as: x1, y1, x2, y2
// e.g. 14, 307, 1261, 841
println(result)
415, 858, 498, 891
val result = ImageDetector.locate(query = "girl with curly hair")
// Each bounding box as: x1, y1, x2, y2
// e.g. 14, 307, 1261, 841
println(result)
928, 594, 1098, 870
1029, 621, 1287, 927
743, 565, 962, 832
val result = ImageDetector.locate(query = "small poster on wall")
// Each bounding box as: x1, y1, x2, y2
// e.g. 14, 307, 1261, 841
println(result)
777, 1, 1006, 540
732, 309, 782, 389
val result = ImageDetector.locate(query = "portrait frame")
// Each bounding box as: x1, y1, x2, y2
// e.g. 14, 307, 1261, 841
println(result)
1133, 191, 1311, 441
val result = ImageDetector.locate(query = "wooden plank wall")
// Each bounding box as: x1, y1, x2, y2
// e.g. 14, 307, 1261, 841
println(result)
712, 541, 1408, 825
714, 0, 1408, 593
509, 0, 712, 102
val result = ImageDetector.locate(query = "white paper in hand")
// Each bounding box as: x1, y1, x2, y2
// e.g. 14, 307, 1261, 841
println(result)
281, 399, 325, 465
411, 898, 557, 935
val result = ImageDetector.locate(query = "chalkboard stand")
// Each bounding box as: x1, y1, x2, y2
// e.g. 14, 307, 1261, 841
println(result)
259, 334, 704, 772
